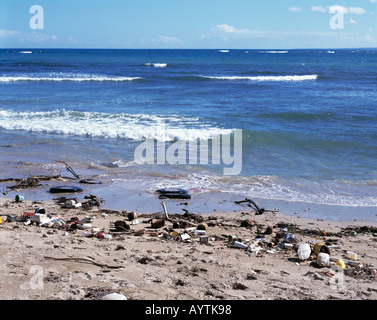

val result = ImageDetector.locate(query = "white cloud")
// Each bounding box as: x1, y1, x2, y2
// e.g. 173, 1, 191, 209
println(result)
370, 0, 377, 3
0, 29, 59, 44
311, 6, 327, 13
152, 35, 183, 44
0, 30, 21, 39
312, 6, 366, 15
213, 24, 251, 35
289, 6, 302, 12
330, 6, 365, 15
349, 18, 357, 24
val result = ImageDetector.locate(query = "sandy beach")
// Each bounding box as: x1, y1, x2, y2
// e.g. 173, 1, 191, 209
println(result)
0, 184, 376, 302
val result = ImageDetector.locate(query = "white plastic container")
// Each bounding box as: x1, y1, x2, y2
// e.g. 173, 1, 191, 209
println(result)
345, 251, 358, 261
32, 213, 49, 224
317, 253, 330, 267
181, 233, 191, 241
297, 243, 311, 260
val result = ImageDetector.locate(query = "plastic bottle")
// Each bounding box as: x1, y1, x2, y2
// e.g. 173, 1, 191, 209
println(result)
234, 241, 248, 249
280, 243, 294, 249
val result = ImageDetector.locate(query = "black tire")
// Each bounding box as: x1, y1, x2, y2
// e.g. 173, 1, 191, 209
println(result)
159, 193, 191, 200
49, 186, 84, 194
156, 188, 188, 195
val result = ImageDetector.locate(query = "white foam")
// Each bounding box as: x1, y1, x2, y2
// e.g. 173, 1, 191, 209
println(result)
203, 75, 318, 82
19, 51, 33, 54
145, 63, 167, 68
149, 173, 377, 208
0, 109, 233, 142
219, 50, 229, 53
259, 51, 288, 54
0, 73, 142, 82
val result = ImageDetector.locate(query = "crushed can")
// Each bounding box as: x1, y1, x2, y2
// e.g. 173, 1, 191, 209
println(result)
313, 242, 330, 256
283, 233, 296, 242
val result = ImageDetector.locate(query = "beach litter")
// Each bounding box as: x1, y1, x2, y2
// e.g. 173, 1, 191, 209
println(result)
156, 188, 192, 200
53, 194, 104, 210
1, 194, 376, 290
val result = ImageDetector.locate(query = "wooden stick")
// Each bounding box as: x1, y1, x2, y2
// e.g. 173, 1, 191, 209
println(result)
44, 256, 123, 269
160, 201, 171, 221
55, 160, 81, 179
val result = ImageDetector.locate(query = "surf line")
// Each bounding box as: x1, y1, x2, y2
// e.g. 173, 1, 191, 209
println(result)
134, 125, 242, 176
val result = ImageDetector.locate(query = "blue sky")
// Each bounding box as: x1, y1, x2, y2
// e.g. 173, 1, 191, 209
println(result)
1, 0, 377, 49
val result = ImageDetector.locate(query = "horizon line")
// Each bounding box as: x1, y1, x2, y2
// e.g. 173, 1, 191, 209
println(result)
1, 46, 377, 50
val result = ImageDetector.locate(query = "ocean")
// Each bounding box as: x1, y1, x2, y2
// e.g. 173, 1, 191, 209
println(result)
0, 48, 376, 221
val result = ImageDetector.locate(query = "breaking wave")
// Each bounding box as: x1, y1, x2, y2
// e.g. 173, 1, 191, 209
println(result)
0, 109, 234, 142
202, 75, 318, 82
0, 73, 142, 82
145, 63, 167, 68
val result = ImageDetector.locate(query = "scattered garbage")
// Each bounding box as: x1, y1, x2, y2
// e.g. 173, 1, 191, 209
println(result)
151, 218, 165, 229
113, 220, 130, 231
49, 186, 84, 194
54, 194, 104, 210
297, 244, 311, 260
197, 222, 208, 232
128, 211, 138, 221
313, 242, 330, 256
1, 190, 374, 285
240, 218, 254, 227
280, 242, 294, 249
345, 251, 358, 261
283, 233, 296, 243
234, 241, 248, 249
335, 259, 346, 270
156, 188, 192, 200
316, 253, 331, 267
15, 195, 24, 202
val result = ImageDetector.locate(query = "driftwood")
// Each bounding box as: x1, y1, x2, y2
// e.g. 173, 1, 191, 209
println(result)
160, 201, 197, 227
1, 175, 75, 195
235, 198, 278, 215
55, 160, 81, 179
44, 256, 123, 269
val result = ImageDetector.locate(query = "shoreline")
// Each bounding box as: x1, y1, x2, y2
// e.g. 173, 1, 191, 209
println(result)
1, 177, 376, 223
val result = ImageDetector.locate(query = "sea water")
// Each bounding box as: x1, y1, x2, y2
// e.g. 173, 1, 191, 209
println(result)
0, 49, 376, 220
